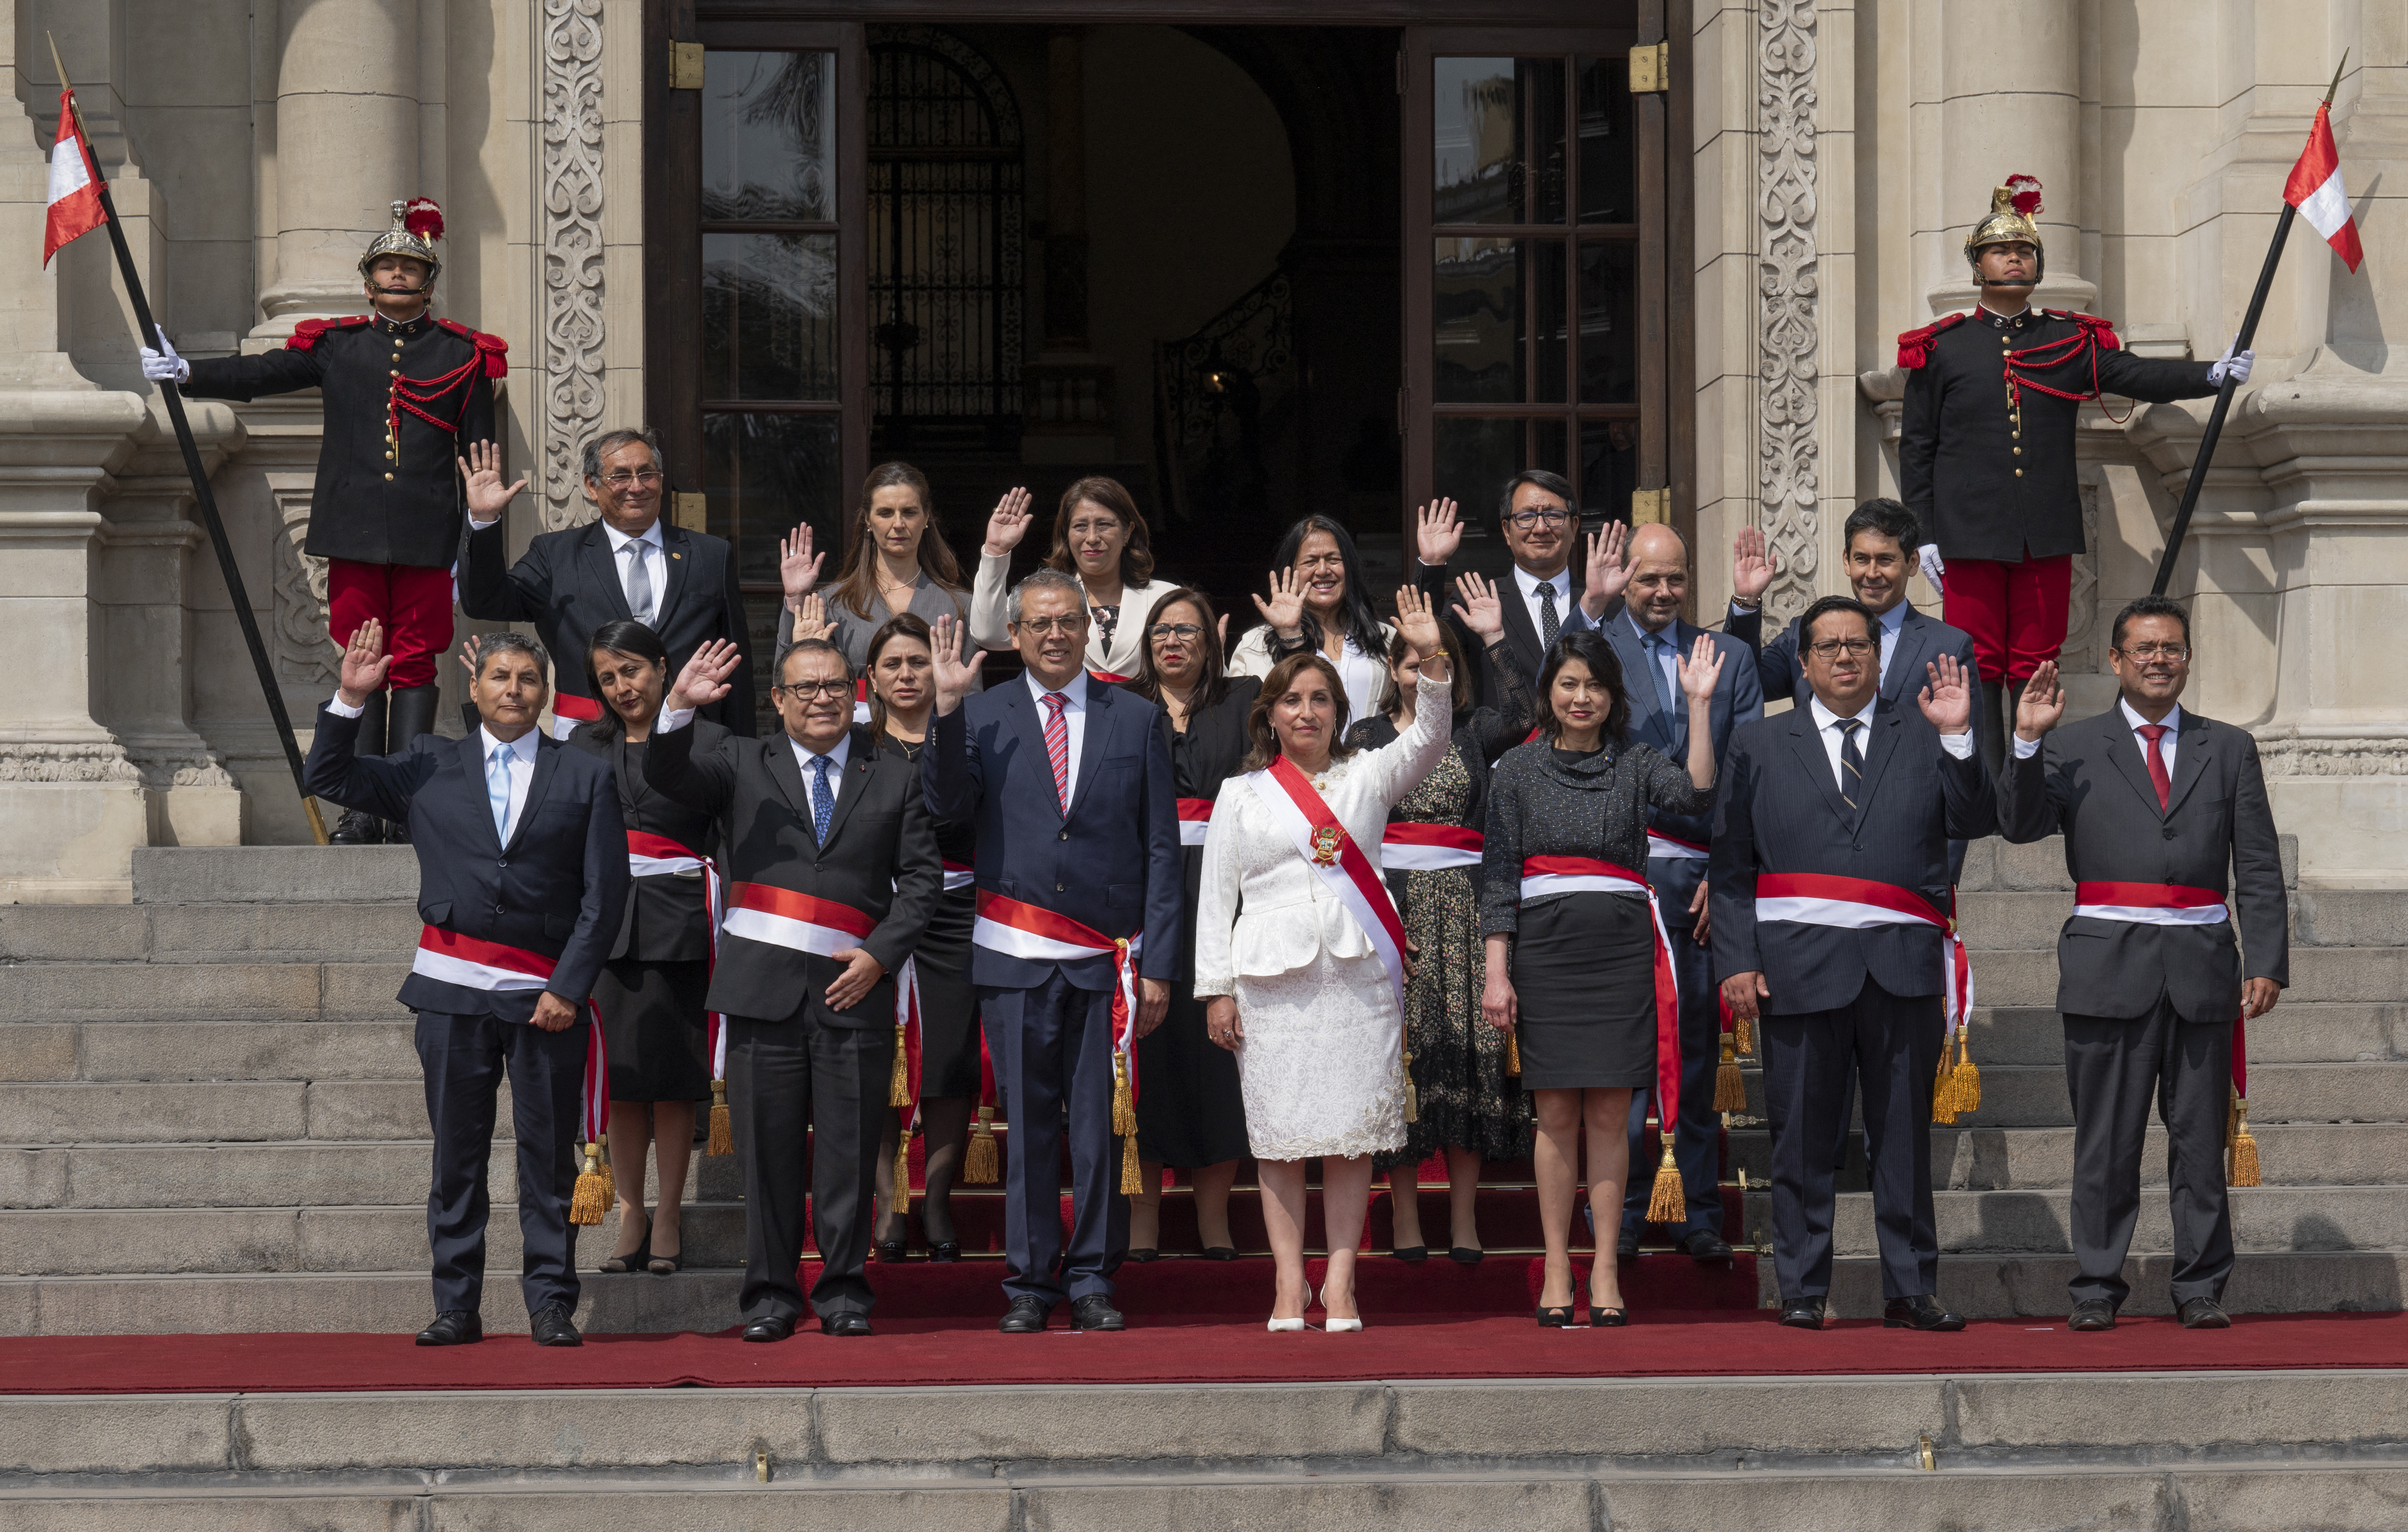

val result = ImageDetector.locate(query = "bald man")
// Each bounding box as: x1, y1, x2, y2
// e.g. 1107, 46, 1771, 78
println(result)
1580, 524, 1763, 1261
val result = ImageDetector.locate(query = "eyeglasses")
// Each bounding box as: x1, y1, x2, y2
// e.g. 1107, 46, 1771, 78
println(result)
1507, 508, 1572, 528
597, 468, 664, 489
2115, 643, 2190, 662
774, 680, 853, 700
1013, 615, 1088, 636
1148, 623, 1204, 641
1294, 554, 1346, 572
1806, 639, 1878, 659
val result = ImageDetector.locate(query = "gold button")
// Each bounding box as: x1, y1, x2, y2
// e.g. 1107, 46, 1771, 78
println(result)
2012, 447, 2021, 455
384, 472, 395, 481
2014, 469, 2023, 477
2012, 431, 2020, 439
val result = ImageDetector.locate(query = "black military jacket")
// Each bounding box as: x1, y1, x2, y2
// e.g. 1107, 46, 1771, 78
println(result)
1898, 307, 2213, 564
184, 312, 505, 568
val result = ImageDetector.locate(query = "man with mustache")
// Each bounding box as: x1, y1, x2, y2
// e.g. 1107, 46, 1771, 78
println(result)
1897, 176, 2249, 776
145, 200, 508, 845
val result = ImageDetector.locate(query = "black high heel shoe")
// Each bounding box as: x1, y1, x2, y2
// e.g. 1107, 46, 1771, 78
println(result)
873, 1239, 909, 1264
1448, 1246, 1485, 1265
1536, 1303, 1574, 1327
1392, 1245, 1429, 1264
598, 1212, 651, 1274
927, 1241, 961, 1263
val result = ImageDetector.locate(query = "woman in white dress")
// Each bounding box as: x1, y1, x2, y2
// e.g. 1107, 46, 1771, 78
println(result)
1226, 515, 1396, 724
968, 476, 1176, 680
1194, 586, 1454, 1332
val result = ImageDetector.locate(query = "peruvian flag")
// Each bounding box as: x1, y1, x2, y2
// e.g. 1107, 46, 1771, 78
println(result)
41, 90, 104, 267
2284, 100, 2363, 274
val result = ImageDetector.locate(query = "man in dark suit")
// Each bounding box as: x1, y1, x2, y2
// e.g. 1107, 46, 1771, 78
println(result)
1712, 596, 1995, 1331
304, 623, 628, 1349
1589, 523, 1763, 1261
1998, 597, 2287, 1331
925, 571, 1182, 1334
648, 636, 940, 1340
457, 430, 755, 737
1411, 473, 1613, 706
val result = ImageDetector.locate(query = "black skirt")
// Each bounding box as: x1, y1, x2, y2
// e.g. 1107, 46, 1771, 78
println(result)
594, 958, 711, 1103
1509, 893, 1657, 1090
1134, 978, 1251, 1169
913, 886, 981, 1100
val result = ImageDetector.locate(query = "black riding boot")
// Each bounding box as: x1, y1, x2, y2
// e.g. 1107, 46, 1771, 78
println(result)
380, 686, 443, 843
329, 689, 388, 844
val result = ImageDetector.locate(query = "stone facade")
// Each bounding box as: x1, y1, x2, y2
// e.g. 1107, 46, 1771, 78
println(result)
0, 0, 2401, 895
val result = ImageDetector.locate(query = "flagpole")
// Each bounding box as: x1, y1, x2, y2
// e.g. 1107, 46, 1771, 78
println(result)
47, 37, 328, 843
2152, 53, 2348, 597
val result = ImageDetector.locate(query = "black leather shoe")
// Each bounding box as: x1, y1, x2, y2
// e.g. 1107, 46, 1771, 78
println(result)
329, 808, 383, 846
820, 1312, 873, 1337
742, 1314, 795, 1343
1616, 1231, 1641, 1260
2068, 1298, 2118, 1332
1125, 1248, 1159, 1264
928, 1241, 962, 1264
1392, 1244, 1429, 1264
1070, 1294, 1126, 1332
415, 1310, 482, 1346
1778, 1296, 1826, 1330
2178, 1297, 2232, 1330
998, 1296, 1052, 1334
1447, 1246, 1485, 1265
873, 1239, 908, 1264
1678, 1228, 1734, 1261
1883, 1294, 1966, 1332
528, 1304, 583, 1347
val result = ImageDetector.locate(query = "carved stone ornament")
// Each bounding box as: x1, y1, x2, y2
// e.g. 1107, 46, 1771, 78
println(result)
1757, 0, 1819, 625
2256, 737, 2408, 778
542, 0, 607, 531
0, 743, 143, 784
2060, 481, 2100, 672
270, 487, 340, 686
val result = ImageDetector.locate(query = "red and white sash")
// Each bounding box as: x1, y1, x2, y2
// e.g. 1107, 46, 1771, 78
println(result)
1177, 798, 1215, 847
1756, 872, 1973, 1030
411, 926, 608, 1142
627, 829, 727, 1076
972, 891, 1145, 1061
853, 677, 872, 726
942, 858, 977, 891
721, 881, 877, 957
547, 691, 604, 742
2073, 880, 2229, 927
1382, 821, 1483, 871
1240, 755, 1410, 1008
1517, 857, 1683, 1120
1646, 828, 1710, 862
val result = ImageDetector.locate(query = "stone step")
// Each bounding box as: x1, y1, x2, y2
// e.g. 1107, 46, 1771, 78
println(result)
1, 1140, 744, 1210
1803, 1250, 2408, 1321
0, 1267, 744, 1337
1948, 888, 2408, 951
1954, 1003, 2403, 1067
129, 844, 419, 904
1725, 1122, 2408, 1191
1744, 1184, 2408, 1257
0, 1080, 458, 1144
1, 1020, 421, 1085
1738, 1060, 2408, 1127
1968, 945, 2407, 1006
0, 963, 408, 1022
0, 903, 421, 964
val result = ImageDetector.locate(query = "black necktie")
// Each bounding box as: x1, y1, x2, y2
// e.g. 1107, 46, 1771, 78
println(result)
1836, 718, 1865, 810
1537, 581, 1560, 649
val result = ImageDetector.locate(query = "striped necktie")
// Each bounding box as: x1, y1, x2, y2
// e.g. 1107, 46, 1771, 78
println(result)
1042, 692, 1070, 815
1836, 717, 1865, 810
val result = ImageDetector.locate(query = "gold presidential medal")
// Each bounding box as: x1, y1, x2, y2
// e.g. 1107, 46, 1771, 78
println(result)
1309, 825, 1345, 867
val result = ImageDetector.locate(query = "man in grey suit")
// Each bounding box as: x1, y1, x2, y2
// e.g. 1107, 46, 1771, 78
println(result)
1712, 596, 1996, 1330
1998, 597, 2287, 1330
1589, 523, 1763, 1261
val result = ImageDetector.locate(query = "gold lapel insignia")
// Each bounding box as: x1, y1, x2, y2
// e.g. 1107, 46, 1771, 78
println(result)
1308, 825, 1345, 867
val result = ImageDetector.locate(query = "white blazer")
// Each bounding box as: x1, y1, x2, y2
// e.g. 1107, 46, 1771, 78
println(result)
968, 550, 1177, 679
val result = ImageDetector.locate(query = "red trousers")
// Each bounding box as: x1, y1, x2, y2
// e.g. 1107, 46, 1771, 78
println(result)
327, 559, 455, 691
1941, 554, 2072, 684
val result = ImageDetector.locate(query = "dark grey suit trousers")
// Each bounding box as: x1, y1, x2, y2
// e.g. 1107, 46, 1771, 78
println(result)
2064, 1001, 2235, 1308
729, 1013, 893, 1322
416, 1010, 587, 1317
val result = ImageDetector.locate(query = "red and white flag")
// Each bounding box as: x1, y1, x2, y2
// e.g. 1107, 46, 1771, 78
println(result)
42, 90, 104, 267
2285, 100, 2363, 274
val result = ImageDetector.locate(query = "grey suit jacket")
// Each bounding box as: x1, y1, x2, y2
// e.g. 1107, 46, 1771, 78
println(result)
1601, 611, 1763, 846
1730, 603, 1983, 717
1997, 706, 2288, 1023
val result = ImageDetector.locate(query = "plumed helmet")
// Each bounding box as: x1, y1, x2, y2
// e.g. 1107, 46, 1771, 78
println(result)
359, 198, 444, 286
1964, 175, 2045, 279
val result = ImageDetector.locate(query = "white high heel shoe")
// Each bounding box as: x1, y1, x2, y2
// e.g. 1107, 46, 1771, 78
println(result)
1316, 1284, 1365, 1333
1267, 1316, 1306, 1333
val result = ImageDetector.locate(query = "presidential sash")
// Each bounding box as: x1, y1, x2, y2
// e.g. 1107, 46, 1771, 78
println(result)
1240, 755, 1410, 1009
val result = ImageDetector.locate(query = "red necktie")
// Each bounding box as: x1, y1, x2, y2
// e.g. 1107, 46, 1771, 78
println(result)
1042, 691, 1070, 815
2137, 722, 2171, 811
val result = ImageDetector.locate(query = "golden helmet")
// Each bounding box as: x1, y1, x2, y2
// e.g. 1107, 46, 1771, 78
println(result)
1964, 175, 2044, 278
359, 199, 444, 287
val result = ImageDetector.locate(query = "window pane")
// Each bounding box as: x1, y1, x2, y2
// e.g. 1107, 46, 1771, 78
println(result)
703, 412, 842, 593
1580, 418, 1640, 522
704, 51, 836, 221
1575, 57, 1635, 224
1532, 239, 1568, 404
1578, 241, 1638, 404
1434, 418, 1524, 519
739, 594, 788, 737
1434, 238, 1523, 403
1530, 418, 1568, 477
1433, 58, 1565, 225
704, 233, 838, 400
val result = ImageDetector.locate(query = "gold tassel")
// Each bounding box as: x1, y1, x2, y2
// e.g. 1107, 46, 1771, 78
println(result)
1713, 1037, 1747, 1113
1734, 1012, 1754, 1056
1112, 1051, 1136, 1136
888, 1023, 911, 1108
569, 1140, 609, 1226
1401, 1046, 1418, 1125
2229, 1094, 2261, 1187
1119, 1122, 1142, 1195
1644, 1131, 1685, 1224
595, 1132, 616, 1209
1930, 1052, 1958, 1125
1506, 1029, 1521, 1077
1951, 1031, 1981, 1114
964, 1105, 1000, 1184
706, 1081, 733, 1157
892, 1120, 913, 1217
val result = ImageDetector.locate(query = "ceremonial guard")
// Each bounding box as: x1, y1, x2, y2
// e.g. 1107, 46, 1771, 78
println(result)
145, 199, 507, 843
1896, 176, 2247, 772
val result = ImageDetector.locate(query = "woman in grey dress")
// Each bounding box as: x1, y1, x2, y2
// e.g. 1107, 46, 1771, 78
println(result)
772, 461, 981, 689
1480, 628, 1723, 1325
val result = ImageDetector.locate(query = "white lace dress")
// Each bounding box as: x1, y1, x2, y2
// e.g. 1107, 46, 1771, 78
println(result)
1191, 674, 1452, 1161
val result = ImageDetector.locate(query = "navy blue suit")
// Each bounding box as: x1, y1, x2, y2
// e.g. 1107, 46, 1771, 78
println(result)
1602, 612, 1763, 1241
305, 704, 629, 1320
925, 675, 1182, 1309
1709, 698, 1993, 1302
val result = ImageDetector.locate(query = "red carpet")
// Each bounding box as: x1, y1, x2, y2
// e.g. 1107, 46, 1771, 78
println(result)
9, 1311, 2402, 1394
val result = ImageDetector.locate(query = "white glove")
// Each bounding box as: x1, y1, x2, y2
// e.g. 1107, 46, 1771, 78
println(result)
1918, 543, 1946, 590
2207, 339, 2254, 387
139, 326, 189, 385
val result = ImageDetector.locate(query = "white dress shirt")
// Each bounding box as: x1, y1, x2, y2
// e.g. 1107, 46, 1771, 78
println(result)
1025, 669, 1089, 788
789, 729, 852, 782
1622, 609, 1682, 707
1807, 692, 1972, 791
1513, 562, 1576, 645
324, 695, 539, 837
2012, 697, 2181, 768
603, 519, 666, 627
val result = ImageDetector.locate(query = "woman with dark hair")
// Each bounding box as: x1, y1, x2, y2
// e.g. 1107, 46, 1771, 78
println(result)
550, 618, 727, 1275
1342, 572, 1538, 1263
1194, 587, 1454, 1332
1228, 515, 1394, 724
970, 475, 1176, 679
775, 461, 979, 687
1118, 587, 1257, 1260
857, 612, 982, 1263
1480, 626, 1725, 1325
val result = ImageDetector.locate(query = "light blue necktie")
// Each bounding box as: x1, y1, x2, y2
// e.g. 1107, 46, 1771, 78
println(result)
487, 742, 513, 840
811, 755, 836, 844
1644, 630, 1676, 715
